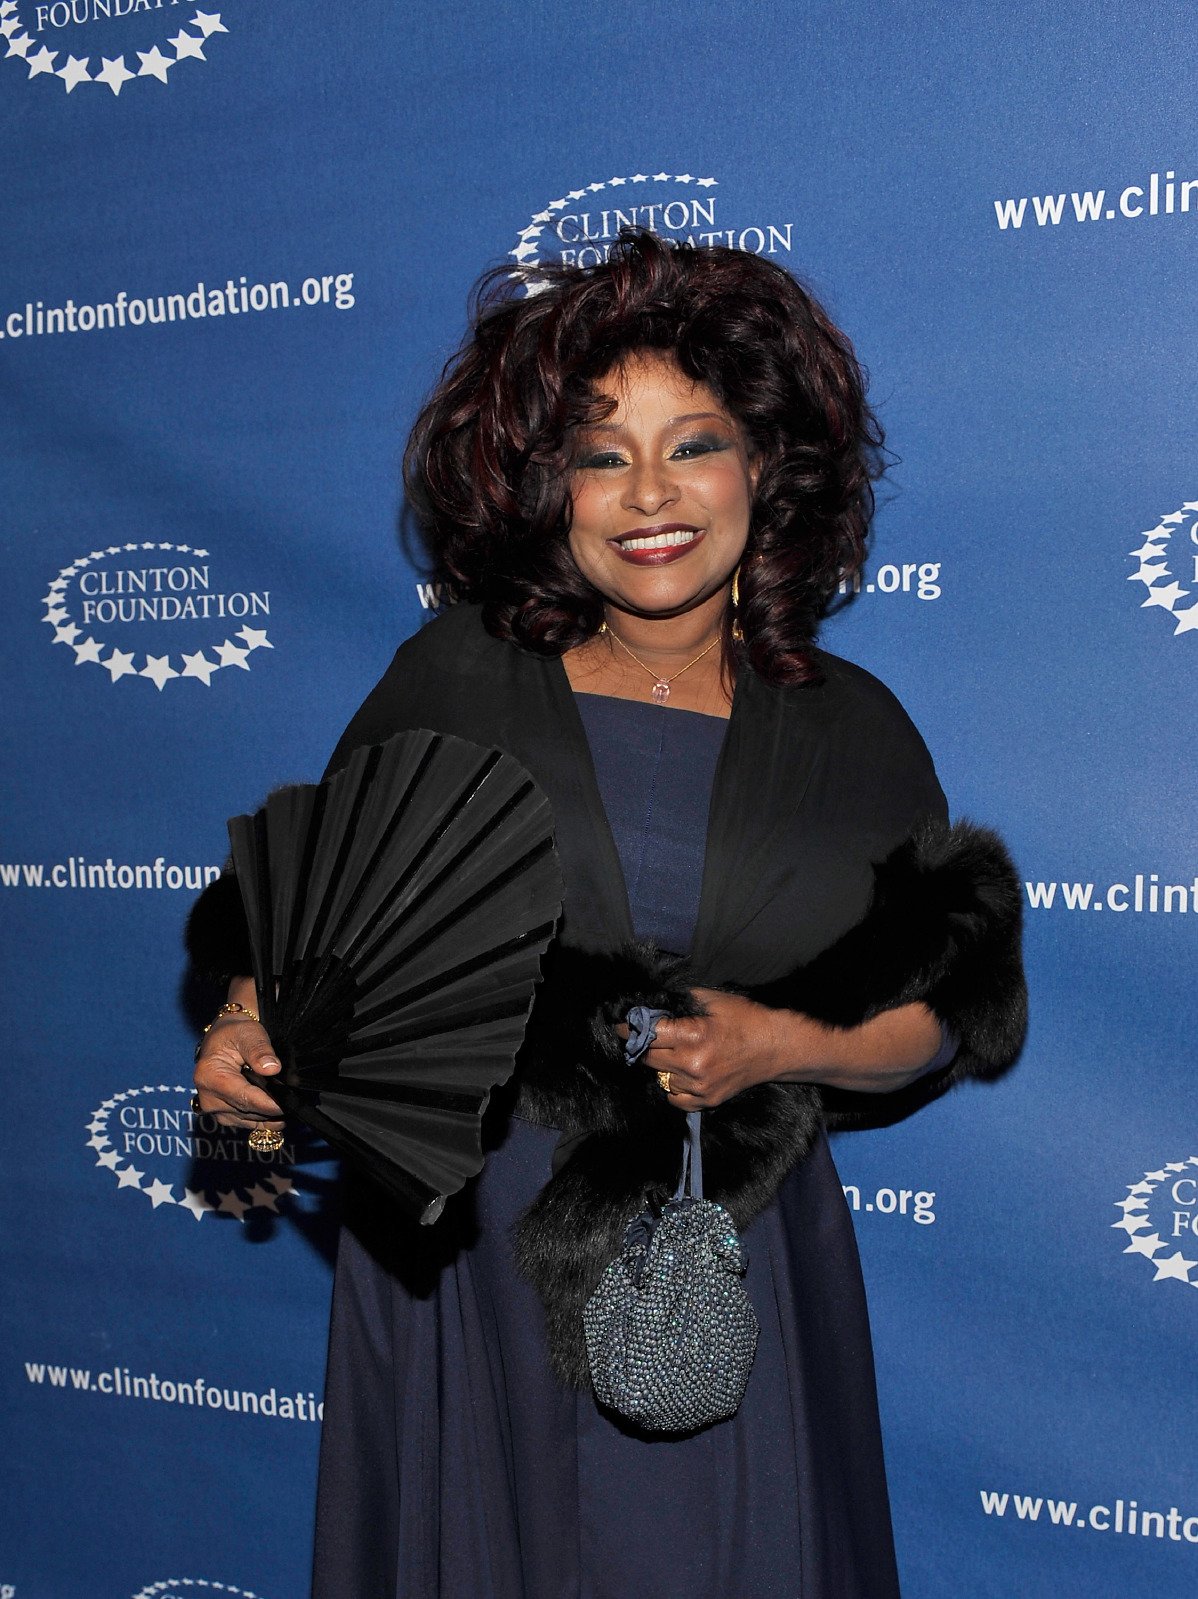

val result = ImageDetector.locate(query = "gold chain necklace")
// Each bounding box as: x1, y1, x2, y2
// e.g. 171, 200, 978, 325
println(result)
599, 620, 721, 704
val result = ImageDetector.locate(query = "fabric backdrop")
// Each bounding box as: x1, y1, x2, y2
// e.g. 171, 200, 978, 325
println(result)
2, 3, 1195, 1595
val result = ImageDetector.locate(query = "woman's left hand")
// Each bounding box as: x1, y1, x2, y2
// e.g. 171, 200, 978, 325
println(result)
633, 989, 795, 1110
634, 990, 946, 1108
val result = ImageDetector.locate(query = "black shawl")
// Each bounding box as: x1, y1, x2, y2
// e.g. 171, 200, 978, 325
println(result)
189, 602, 1026, 1386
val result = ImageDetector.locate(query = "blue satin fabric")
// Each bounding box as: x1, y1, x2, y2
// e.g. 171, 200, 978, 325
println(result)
312, 695, 901, 1599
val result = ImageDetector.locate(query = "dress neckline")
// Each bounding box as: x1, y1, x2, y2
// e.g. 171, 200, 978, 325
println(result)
571, 689, 730, 724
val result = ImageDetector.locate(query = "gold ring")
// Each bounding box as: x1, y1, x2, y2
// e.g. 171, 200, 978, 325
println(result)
656, 1069, 674, 1095
247, 1125, 285, 1154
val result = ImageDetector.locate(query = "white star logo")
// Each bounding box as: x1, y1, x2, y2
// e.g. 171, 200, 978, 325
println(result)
170, 29, 206, 61
143, 1178, 176, 1209
1128, 562, 1169, 587
179, 1187, 215, 1220
1142, 581, 1189, 611
237, 626, 272, 652
1152, 1251, 1196, 1284
57, 53, 92, 91
652, 171, 671, 182
1112, 1213, 1150, 1236
102, 648, 138, 683
192, 9, 228, 36
214, 638, 250, 671
266, 1174, 294, 1197
95, 54, 135, 94
5, 31, 32, 59
96, 1149, 121, 1171
141, 655, 179, 691
1113, 1195, 1148, 1213
1173, 605, 1198, 636
181, 650, 219, 686
116, 1164, 145, 1191
20, 37, 49, 73
52, 623, 80, 646
72, 637, 105, 666
1124, 1232, 1164, 1259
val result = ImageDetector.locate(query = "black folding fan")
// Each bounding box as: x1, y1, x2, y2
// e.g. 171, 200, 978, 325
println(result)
226, 727, 563, 1224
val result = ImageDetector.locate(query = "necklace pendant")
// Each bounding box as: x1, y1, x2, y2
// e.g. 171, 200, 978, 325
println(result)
651, 680, 670, 704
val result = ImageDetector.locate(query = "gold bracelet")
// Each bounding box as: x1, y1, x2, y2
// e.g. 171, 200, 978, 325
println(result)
193, 1000, 261, 1061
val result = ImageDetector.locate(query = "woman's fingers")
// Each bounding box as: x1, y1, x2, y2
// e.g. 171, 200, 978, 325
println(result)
194, 1019, 284, 1127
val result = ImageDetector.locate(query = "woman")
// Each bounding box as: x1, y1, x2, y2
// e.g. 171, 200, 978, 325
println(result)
191, 232, 1026, 1599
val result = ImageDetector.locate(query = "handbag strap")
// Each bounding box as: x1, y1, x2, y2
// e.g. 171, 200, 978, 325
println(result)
624, 1006, 704, 1203
672, 1110, 704, 1201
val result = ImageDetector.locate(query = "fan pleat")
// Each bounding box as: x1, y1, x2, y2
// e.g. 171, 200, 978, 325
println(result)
227, 728, 562, 1224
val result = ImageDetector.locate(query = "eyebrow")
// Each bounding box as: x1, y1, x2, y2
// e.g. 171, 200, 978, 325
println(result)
583, 411, 729, 434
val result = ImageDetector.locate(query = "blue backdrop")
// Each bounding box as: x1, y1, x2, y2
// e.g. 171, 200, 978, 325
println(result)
3, 3, 1196, 1595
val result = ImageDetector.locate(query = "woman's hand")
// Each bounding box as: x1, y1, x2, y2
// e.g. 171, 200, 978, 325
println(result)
635, 990, 945, 1110
193, 987, 284, 1131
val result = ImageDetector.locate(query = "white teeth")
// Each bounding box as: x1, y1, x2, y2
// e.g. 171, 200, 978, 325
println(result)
620, 529, 698, 551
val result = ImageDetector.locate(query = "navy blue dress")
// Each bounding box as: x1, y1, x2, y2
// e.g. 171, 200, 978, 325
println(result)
312, 695, 900, 1599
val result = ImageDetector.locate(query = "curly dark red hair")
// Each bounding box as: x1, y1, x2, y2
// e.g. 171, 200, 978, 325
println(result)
404, 230, 883, 684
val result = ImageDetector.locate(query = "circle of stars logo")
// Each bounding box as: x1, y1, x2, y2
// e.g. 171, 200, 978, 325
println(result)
0, 3, 227, 95
1127, 500, 1198, 638
510, 170, 719, 289
88, 1084, 293, 1223
1112, 1155, 1198, 1292
132, 1582, 266, 1599
42, 543, 272, 691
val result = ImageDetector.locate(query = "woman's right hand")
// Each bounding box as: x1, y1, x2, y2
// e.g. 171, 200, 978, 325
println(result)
193, 1011, 285, 1131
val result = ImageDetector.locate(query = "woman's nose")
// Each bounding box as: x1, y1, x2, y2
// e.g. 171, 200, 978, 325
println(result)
621, 458, 679, 516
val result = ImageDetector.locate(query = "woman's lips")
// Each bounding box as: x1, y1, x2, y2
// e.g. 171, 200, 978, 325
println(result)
610, 527, 705, 566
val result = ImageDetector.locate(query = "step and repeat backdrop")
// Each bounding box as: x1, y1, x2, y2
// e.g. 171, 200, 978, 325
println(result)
2, 2, 1195, 1595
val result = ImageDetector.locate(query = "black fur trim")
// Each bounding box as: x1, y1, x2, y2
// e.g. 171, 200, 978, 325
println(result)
512, 818, 1026, 1388
755, 817, 1027, 1080
513, 942, 821, 1385
184, 870, 252, 982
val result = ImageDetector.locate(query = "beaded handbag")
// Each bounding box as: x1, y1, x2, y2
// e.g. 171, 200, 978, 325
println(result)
582, 1008, 760, 1433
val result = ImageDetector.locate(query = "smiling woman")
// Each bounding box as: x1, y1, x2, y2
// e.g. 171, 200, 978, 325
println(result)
191, 229, 1026, 1599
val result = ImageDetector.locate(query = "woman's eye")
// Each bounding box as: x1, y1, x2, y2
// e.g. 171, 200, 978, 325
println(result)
576, 450, 627, 469
671, 437, 728, 460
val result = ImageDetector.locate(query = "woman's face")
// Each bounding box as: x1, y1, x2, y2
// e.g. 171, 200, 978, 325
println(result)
566, 352, 759, 619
